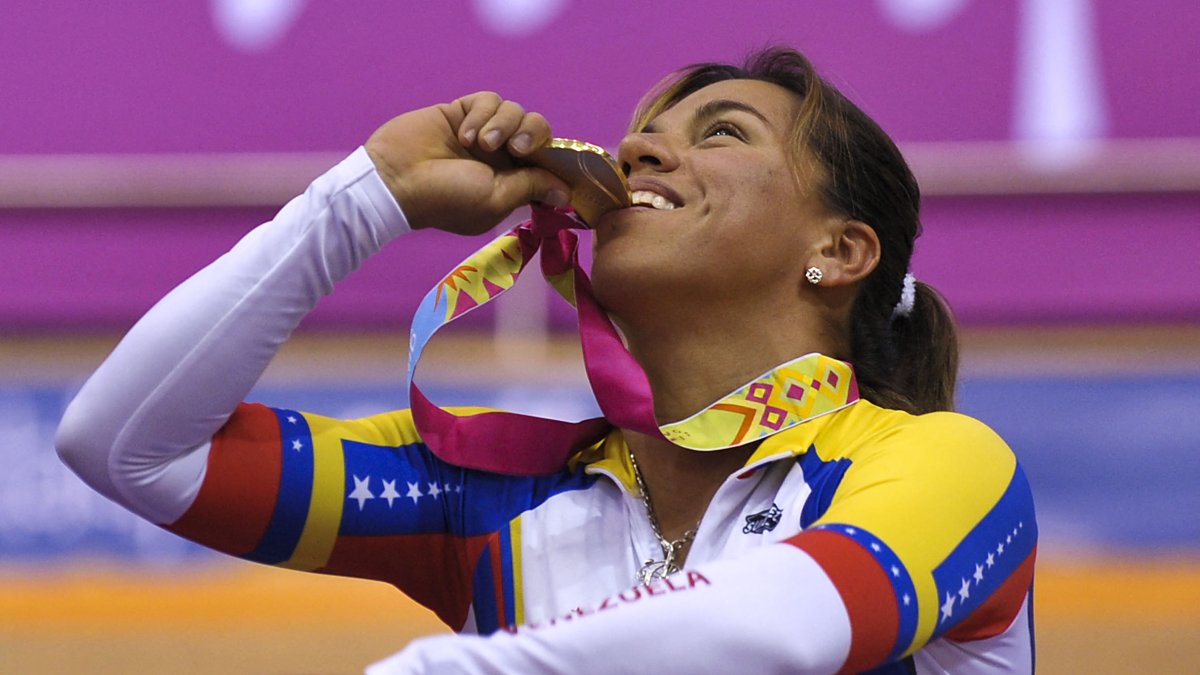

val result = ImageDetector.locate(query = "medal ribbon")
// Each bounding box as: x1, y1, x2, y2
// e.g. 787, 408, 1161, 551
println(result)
407, 207, 860, 475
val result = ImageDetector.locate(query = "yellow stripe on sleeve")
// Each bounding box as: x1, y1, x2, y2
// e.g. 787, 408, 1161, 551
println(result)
281, 413, 346, 571
510, 516, 525, 626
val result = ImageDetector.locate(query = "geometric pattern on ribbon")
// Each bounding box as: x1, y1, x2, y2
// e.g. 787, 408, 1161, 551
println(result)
660, 354, 859, 450
407, 227, 541, 386
434, 232, 526, 322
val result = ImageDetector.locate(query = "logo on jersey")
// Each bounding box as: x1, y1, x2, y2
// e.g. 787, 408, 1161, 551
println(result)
743, 503, 783, 534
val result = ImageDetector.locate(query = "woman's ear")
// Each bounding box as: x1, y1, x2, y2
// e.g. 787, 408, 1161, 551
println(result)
812, 219, 880, 287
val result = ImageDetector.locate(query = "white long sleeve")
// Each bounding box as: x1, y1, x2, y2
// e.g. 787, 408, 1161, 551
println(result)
55, 147, 409, 524
366, 544, 853, 675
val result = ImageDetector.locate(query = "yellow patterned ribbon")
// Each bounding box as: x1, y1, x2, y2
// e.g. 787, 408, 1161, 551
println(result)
660, 354, 858, 448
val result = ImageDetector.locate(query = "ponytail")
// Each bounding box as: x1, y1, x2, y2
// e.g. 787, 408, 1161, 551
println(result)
854, 281, 959, 414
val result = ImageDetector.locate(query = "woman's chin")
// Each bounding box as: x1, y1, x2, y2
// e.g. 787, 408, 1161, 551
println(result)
590, 257, 661, 313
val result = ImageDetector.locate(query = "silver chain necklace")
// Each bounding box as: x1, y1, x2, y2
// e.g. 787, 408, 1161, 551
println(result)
629, 451, 700, 584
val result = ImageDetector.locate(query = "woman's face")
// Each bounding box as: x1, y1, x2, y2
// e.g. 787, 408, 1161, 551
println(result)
592, 78, 837, 317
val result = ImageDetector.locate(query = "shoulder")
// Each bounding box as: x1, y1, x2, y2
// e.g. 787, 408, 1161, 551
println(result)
797, 403, 1022, 521
805, 403, 1034, 567
894, 409, 1010, 458
899, 410, 1015, 474
815, 403, 1024, 520
822, 401, 1014, 466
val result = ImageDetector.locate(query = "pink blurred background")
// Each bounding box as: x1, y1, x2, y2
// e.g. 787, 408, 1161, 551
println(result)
2, 0, 1197, 330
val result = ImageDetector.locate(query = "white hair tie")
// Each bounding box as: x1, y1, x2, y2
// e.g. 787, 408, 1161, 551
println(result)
891, 273, 917, 320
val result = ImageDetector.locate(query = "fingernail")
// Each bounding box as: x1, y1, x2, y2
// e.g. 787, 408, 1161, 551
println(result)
463, 128, 477, 144
510, 133, 532, 154
545, 189, 570, 208
483, 129, 502, 149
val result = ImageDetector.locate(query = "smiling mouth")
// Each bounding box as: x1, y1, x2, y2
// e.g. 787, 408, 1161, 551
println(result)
630, 190, 679, 210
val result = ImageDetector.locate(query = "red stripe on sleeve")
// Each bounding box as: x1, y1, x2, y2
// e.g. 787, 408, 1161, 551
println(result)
319, 532, 492, 631
166, 403, 282, 556
946, 546, 1037, 642
490, 536, 507, 625
785, 529, 899, 674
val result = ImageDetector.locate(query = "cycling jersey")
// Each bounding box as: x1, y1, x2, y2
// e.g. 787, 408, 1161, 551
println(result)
171, 395, 1035, 673
57, 148, 1036, 674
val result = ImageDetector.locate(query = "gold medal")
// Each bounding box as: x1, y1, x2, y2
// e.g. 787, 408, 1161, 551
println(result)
525, 138, 631, 227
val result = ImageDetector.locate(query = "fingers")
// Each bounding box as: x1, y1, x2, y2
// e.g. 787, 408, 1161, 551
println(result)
509, 111, 551, 156
453, 92, 501, 145
477, 99, 526, 152
450, 92, 553, 157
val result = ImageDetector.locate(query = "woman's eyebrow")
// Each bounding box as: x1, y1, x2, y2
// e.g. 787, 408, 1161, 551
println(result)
692, 98, 774, 130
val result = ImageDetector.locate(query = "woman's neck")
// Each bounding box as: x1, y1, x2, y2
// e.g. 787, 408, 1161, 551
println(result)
616, 295, 844, 552
623, 299, 844, 423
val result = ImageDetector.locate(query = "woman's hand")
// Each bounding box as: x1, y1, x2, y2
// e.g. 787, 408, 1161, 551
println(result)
365, 92, 572, 235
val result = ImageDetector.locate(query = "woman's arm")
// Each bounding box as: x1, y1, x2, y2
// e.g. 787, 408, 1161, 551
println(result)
55, 93, 570, 525
55, 147, 407, 523
369, 544, 856, 674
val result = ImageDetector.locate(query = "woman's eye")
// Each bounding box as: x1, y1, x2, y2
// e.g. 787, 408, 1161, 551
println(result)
703, 123, 743, 140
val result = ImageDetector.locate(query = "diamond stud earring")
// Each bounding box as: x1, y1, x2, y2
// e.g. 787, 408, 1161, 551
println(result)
806, 267, 823, 285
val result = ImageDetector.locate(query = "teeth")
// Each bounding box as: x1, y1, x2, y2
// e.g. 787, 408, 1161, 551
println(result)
631, 190, 677, 210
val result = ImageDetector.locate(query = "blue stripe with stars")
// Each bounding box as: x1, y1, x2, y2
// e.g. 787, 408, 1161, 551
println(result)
244, 408, 315, 564
337, 439, 598, 537
930, 463, 1037, 639
810, 522, 919, 662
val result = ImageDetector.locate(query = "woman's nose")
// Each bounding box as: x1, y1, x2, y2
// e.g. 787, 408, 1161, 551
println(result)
617, 132, 679, 176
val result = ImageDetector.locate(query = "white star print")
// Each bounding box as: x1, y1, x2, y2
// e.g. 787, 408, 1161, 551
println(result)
1006, 534, 1012, 544
406, 481, 424, 505
986, 552, 995, 568
958, 578, 971, 602
291, 439, 303, 451
287, 415, 297, 424
997, 542, 1005, 555
380, 479, 401, 507
348, 475, 374, 511
870, 542, 882, 553
941, 592, 955, 621
1019, 521, 1024, 529
427, 482, 442, 499
1012, 527, 1019, 537
902, 593, 911, 606
891, 565, 901, 578
844, 527, 857, 535
974, 563, 985, 584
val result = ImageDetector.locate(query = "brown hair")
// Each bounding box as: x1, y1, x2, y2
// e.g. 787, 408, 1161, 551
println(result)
631, 46, 959, 414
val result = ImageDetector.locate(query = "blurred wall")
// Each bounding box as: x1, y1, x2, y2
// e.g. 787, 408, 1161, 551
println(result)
2, 0, 1198, 330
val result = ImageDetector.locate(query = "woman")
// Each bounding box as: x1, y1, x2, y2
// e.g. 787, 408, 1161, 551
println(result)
57, 48, 1036, 673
